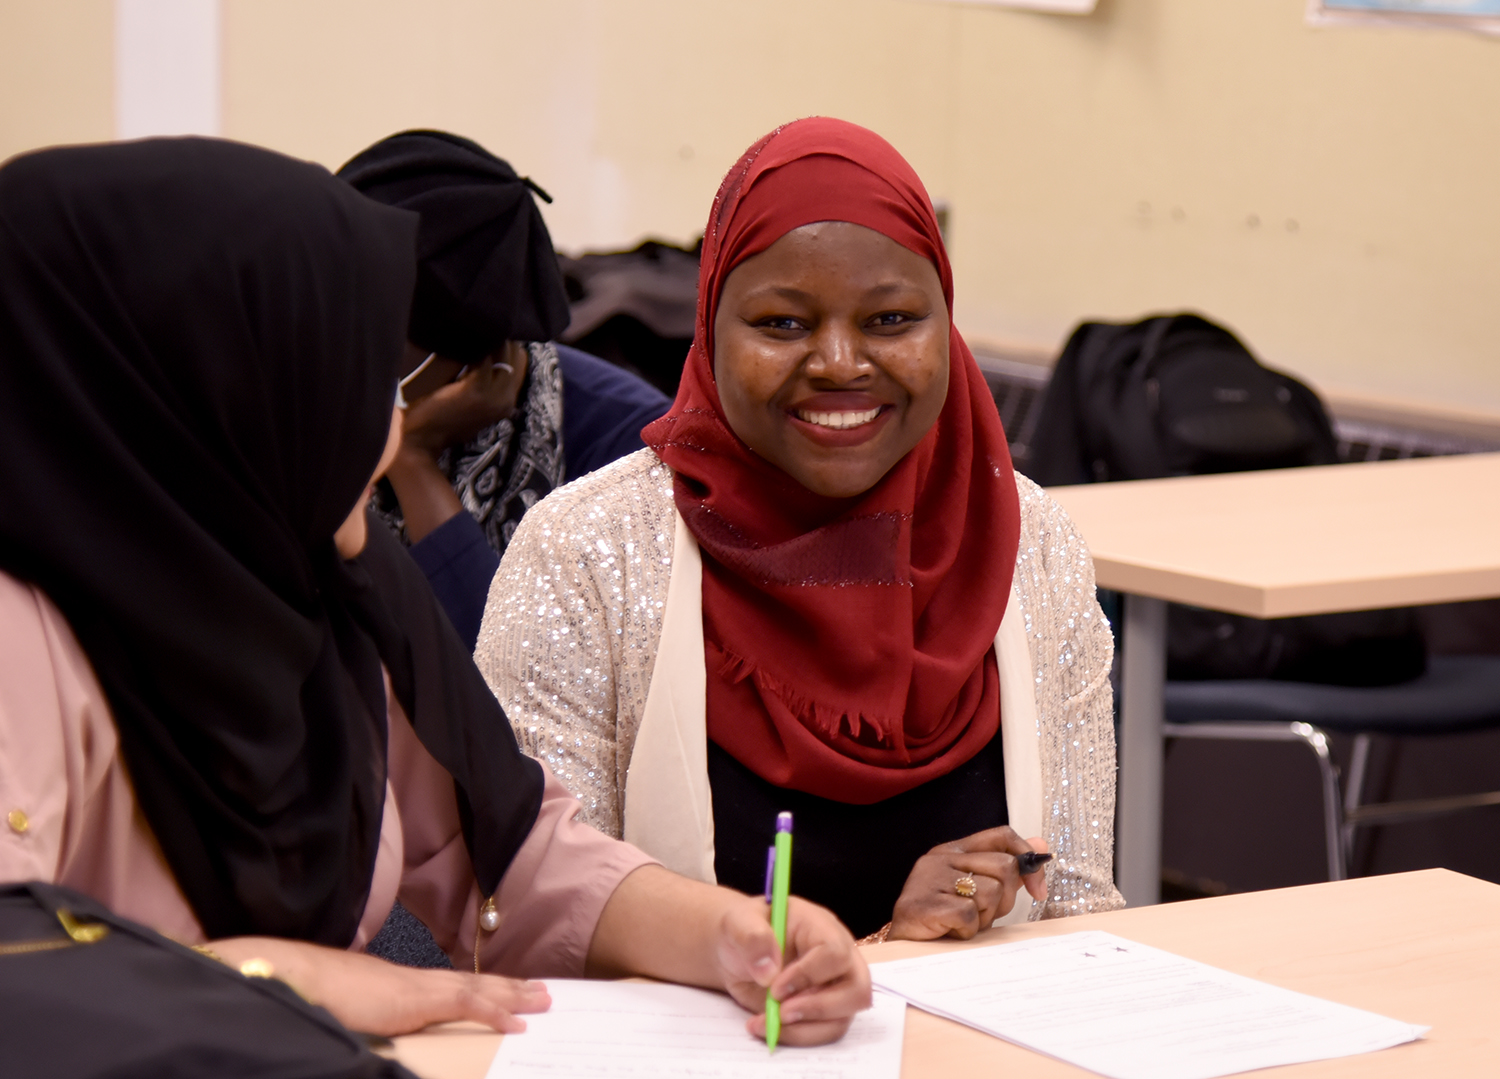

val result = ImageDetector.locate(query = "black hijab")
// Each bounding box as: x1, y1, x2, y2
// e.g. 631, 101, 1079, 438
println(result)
336, 130, 571, 362
0, 138, 543, 944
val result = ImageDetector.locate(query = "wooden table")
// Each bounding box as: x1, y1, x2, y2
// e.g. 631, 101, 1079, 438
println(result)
1046, 453, 1500, 906
391, 868, 1500, 1077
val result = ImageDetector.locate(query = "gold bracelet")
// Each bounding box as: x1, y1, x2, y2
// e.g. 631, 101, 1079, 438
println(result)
857, 923, 892, 946
192, 944, 275, 980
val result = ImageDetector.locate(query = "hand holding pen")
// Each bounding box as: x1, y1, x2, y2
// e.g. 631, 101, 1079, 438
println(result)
888, 826, 1052, 942
585, 863, 869, 1048
721, 811, 871, 1048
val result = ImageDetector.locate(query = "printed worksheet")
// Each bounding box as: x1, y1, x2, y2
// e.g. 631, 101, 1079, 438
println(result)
486, 979, 905, 1078
871, 930, 1426, 1079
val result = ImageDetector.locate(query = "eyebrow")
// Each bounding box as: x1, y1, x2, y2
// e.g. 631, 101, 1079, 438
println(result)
743, 282, 920, 302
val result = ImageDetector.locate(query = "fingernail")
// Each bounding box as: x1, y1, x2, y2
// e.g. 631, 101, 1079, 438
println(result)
785, 1010, 802, 1024
753, 957, 777, 975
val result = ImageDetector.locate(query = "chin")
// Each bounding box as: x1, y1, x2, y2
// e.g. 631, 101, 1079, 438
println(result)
792, 465, 888, 500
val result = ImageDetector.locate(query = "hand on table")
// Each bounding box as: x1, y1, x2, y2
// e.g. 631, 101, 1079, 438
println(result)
715, 894, 872, 1046
208, 936, 550, 1037
888, 827, 1049, 941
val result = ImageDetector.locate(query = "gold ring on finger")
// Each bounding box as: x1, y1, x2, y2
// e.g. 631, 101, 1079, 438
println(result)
954, 875, 978, 898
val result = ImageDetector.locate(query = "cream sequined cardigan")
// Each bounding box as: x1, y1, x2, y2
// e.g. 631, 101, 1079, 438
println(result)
476, 448, 1125, 923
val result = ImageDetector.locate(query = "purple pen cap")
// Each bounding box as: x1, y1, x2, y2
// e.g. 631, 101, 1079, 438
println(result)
776, 811, 793, 833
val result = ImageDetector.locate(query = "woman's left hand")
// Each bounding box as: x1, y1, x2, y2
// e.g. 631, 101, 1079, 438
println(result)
207, 936, 551, 1037
888, 828, 1049, 941
715, 894, 872, 1046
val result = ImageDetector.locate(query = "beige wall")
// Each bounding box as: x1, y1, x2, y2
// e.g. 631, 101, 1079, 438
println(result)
0, 1, 113, 158
4, 0, 1498, 415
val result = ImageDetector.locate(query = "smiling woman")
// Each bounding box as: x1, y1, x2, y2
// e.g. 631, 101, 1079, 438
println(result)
476, 118, 1124, 942
713, 221, 950, 499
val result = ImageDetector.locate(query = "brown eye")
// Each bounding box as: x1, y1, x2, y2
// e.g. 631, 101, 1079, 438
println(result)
868, 311, 915, 331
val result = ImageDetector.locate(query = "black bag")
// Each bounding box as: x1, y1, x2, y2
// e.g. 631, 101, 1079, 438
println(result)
1024, 313, 1339, 484
1023, 313, 1425, 686
0, 881, 416, 1079
558, 239, 699, 397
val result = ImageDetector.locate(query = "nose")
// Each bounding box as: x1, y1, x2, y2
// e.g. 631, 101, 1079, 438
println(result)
804, 320, 873, 386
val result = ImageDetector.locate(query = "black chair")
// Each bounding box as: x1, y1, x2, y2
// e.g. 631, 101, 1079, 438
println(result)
1164, 655, 1500, 880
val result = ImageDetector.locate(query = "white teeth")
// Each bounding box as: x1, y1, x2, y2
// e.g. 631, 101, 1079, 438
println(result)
796, 407, 882, 430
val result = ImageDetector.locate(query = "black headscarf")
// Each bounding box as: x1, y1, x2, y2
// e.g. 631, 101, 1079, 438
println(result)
336, 130, 571, 362
0, 138, 543, 944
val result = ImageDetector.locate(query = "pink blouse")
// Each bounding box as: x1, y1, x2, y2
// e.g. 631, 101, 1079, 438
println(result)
0, 570, 655, 975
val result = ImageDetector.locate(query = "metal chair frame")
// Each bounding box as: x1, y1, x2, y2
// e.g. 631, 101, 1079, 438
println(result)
1163, 721, 1500, 882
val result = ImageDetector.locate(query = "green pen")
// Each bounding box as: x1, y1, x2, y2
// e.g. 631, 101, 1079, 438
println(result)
765, 811, 793, 1052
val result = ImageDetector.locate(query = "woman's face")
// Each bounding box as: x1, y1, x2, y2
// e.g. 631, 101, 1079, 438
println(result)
713, 222, 949, 499
333, 404, 404, 558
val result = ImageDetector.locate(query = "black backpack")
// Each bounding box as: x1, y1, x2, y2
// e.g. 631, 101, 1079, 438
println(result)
1025, 313, 1339, 484
0, 881, 415, 1079
1023, 313, 1425, 687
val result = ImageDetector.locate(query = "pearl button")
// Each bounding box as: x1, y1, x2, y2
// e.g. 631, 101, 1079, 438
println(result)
7, 809, 28, 835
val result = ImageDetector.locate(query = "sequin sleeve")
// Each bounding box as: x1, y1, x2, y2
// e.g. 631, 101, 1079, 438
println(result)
475, 450, 676, 837
1012, 476, 1125, 917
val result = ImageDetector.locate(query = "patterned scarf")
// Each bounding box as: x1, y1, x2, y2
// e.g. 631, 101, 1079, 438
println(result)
376, 340, 565, 552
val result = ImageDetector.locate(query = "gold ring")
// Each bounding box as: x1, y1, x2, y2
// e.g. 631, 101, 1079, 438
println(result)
954, 875, 978, 898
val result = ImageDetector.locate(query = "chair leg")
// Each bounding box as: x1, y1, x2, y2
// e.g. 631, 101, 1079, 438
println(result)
1287, 723, 1349, 882
1341, 734, 1372, 869
1164, 721, 1348, 882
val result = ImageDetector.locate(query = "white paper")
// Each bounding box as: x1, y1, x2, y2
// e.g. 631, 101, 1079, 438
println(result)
871, 930, 1426, 1079
487, 979, 905, 1078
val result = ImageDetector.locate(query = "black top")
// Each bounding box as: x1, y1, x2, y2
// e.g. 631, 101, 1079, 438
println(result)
708, 732, 1007, 938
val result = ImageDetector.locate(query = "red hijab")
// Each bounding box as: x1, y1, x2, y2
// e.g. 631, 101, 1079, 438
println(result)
642, 118, 1020, 805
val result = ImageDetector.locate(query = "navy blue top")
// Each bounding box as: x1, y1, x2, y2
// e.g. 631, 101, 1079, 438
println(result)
409, 346, 670, 649
558, 345, 671, 483
406, 511, 499, 652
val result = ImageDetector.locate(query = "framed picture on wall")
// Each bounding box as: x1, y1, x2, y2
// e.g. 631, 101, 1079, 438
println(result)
1308, 0, 1500, 33
935, 0, 1097, 11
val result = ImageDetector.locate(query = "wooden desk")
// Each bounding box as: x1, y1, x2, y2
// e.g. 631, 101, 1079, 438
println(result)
391, 869, 1500, 1077
1046, 453, 1500, 905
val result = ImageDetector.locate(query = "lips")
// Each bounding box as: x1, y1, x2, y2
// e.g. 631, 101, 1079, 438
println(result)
786, 405, 894, 448
795, 406, 883, 430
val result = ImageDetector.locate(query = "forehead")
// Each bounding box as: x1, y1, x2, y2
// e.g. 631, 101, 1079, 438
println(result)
721, 221, 940, 300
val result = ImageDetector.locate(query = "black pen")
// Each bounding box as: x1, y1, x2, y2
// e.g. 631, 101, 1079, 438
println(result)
1017, 851, 1053, 876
